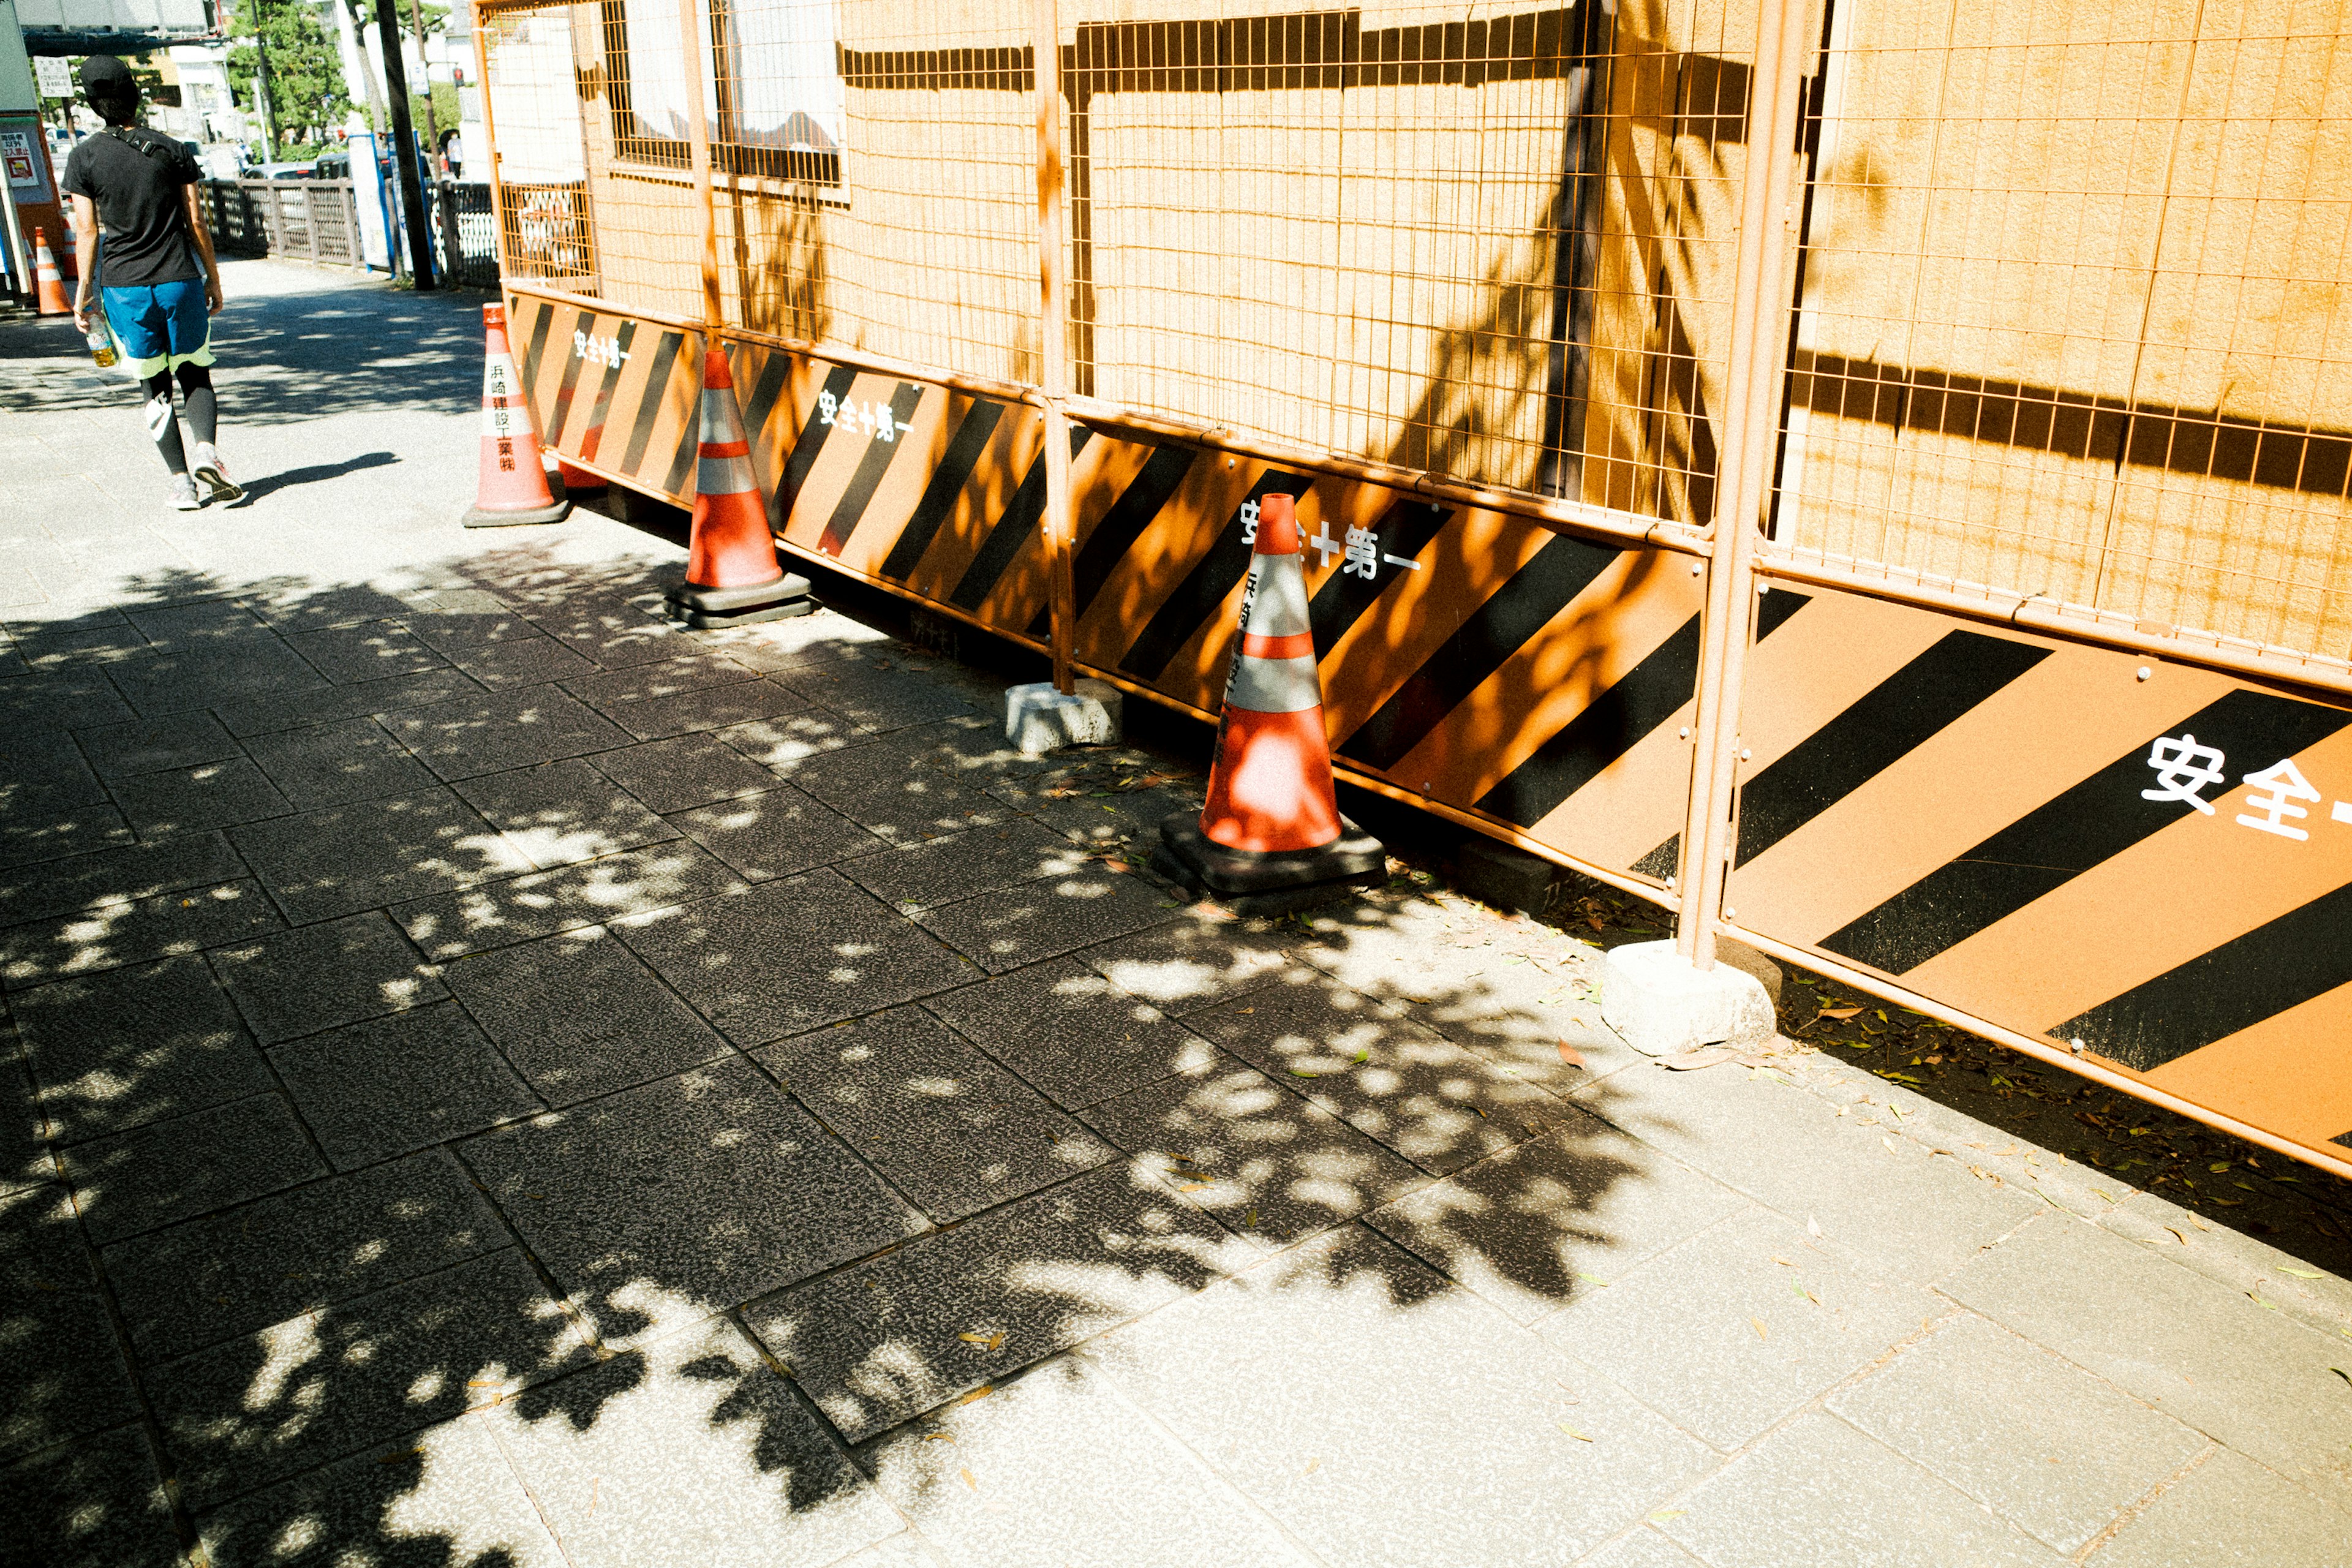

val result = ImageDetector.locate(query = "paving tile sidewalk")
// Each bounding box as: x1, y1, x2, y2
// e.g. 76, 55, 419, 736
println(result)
4, 263, 2350, 1568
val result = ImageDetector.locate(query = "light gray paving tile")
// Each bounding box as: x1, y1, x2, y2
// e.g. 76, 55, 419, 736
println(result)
441, 926, 729, 1106
617, 870, 971, 1044
744, 1163, 1240, 1443
395, 839, 745, 959
0, 1425, 178, 1568
104, 1149, 505, 1364
271, 1002, 539, 1169
210, 911, 445, 1045
594, 732, 787, 815
843, 818, 1093, 914
1084, 1057, 1429, 1248
1185, 972, 1567, 1176
243, 716, 439, 807
2091, 1447, 2350, 1568
668, 784, 886, 881
451, 755, 682, 870
1363, 1111, 1746, 1325
1074, 914, 1306, 1016
1574, 1531, 1712, 1568
0, 1186, 143, 1462
110, 756, 292, 837
0, 830, 246, 929
921, 957, 1218, 1111
0, 876, 284, 992
697, 610, 893, 671
10, 954, 276, 1145
481, 1316, 908, 1568
861, 1354, 1310, 1568
57, 1091, 325, 1243
916, 867, 1180, 977
382, 688, 635, 782
1537, 1205, 1937, 1450
1826, 1312, 2208, 1553
463, 1057, 922, 1345
210, 665, 488, 737
603, 675, 816, 742
1942, 1212, 2352, 1512
1093, 1224, 1716, 1568
760, 1007, 1110, 1223
72, 709, 241, 778
1655, 1414, 2067, 1568
562, 651, 761, 709
228, 788, 535, 924
151, 1248, 596, 1508
0, 802, 133, 872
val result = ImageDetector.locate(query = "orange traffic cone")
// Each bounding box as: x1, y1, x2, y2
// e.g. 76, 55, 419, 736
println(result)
1151, 492, 1384, 914
32, 228, 70, 315
663, 346, 809, 627
462, 303, 570, 528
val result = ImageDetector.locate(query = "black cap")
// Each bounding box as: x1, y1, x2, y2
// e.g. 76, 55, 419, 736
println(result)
78, 55, 138, 99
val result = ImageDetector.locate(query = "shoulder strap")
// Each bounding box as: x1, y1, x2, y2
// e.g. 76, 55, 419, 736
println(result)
105, 126, 179, 166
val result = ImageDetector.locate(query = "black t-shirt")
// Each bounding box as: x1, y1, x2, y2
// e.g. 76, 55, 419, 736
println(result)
61, 128, 202, 289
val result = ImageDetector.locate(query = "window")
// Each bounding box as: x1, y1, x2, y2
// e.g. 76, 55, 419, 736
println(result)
603, 0, 844, 183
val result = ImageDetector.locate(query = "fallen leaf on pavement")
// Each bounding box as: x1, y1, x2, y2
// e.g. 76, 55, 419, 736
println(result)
957, 1385, 993, 1407
1557, 1040, 1586, 1068
1807, 1216, 1823, 1238
1817, 1006, 1862, 1020
1305, 1457, 1322, 1474
1651, 1509, 1687, 1524
960, 1468, 979, 1491
1558, 1424, 1593, 1441
2280, 1267, 2324, 1279
1662, 1046, 1737, 1071
1750, 1317, 1769, 1341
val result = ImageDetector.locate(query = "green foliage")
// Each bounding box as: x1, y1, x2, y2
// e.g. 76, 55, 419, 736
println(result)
225, 0, 352, 154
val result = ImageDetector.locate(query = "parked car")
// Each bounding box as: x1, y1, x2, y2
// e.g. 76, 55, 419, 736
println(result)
311, 151, 350, 180
260, 162, 316, 180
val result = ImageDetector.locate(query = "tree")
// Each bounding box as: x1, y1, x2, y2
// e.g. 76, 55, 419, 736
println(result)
226, 0, 352, 158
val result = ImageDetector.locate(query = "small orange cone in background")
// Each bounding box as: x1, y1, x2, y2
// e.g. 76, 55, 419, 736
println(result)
32, 228, 70, 315
462, 303, 570, 529
663, 346, 810, 628
1150, 491, 1384, 915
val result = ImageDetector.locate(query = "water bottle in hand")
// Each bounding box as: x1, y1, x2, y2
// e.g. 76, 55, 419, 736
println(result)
85, 320, 117, 369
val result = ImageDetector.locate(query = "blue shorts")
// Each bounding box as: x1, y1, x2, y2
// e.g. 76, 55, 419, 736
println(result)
100, 279, 214, 378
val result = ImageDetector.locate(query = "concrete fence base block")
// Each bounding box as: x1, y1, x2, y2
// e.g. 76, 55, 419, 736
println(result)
1602, 939, 1778, 1057
1452, 835, 1559, 916
1006, 679, 1123, 756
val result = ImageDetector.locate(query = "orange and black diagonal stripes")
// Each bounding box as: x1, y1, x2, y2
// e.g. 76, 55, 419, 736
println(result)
508, 293, 699, 501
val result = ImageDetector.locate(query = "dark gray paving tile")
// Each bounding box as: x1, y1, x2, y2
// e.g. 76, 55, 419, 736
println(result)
2092, 1446, 2350, 1568
0, 731, 108, 817
1536, 1207, 1937, 1450
429, 628, 603, 688
0, 1425, 179, 1568
197, 1411, 569, 1568
463, 1057, 922, 1344
1656, 1413, 2064, 1568
779, 731, 1019, 840
395, 839, 745, 959
617, 870, 972, 1044
72, 710, 241, 779
695, 611, 893, 672
5, 617, 146, 673
108, 641, 330, 717
58, 1091, 325, 1243
1076, 912, 1313, 1016
0, 1186, 143, 1461
783, 658, 979, 733
271, 1003, 538, 1170
244, 717, 438, 807
0, 803, 132, 872
0, 673, 134, 732
594, 733, 783, 816
451, 755, 681, 870
921, 956, 1217, 1110
212, 665, 488, 738
1085, 1058, 1429, 1248
1362, 1114, 1746, 1326
0, 878, 283, 993
710, 706, 868, 771
744, 1162, 1238, 1442
441, 927, 729, 1106
525, 597, 688, 667
235, 585, 417, 633
109, 756, 291, 837
0, 832, 246, 930
151, 1247, 596, 1508
382, 689, 633, 782
209, 912, 447, 1044
1826, 1313, 2206, 1553
916, 867, 1179, 976
993, 778, 1205, 853
1094, 1224, 1714, 1568
104, 1149, 504, 1365
228, 789, 533, 925
760, 1007, 1109, 1223
125, 598, 269, 647
11, 954, 276, 1145
0, 1054, 47, 1194
562, 652, 760, 709
1942, 1212, 2352, 1512
286, 622, 449, 684
843, 818, 1093, 914
483, 1315, 907, 1568
603, 675, 816, 742
1186, 973, 1567, 1175
668, 784, 886, 881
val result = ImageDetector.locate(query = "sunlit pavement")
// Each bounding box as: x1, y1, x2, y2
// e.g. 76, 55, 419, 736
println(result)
4, 263, 2350, 1568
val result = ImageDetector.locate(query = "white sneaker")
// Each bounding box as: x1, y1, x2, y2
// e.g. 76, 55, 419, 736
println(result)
191, 445, 244, 504
167, 473, 205, 511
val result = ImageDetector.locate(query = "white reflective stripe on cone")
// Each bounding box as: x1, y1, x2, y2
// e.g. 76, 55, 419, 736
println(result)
483, 353, 518, 398
1241, 554, 1311, 638
701, 393, 747, 445
697, 450, 756, 496
1226, 653, 1322, 715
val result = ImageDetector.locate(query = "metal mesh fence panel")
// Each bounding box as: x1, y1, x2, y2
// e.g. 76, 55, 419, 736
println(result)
483, 4, 608, 298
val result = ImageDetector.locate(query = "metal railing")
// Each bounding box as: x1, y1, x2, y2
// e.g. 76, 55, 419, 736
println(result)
201, 179, 362, 267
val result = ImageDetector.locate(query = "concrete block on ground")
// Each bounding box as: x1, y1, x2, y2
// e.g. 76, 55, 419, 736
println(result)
1450, 834, 1559, 916
1601, 939, 1776, 1056
1006, 678, 1123, 756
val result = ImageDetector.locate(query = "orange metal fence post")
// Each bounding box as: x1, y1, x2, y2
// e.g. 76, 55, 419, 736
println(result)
676, 0, 724, 330
1035, 0, 1078, 696
1672, 0, 1815, 971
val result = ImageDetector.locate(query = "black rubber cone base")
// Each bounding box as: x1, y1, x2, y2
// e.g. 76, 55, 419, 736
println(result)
663, 571, 815, 630
1150, 809, 1386, 917
462, 497, 570, 529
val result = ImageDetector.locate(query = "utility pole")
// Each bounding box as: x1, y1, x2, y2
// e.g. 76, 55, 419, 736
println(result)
373, 0, 435, 286
407, 0, 439, 162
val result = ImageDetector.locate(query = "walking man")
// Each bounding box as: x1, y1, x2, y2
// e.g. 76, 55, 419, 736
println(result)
64, 55, 243, 510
